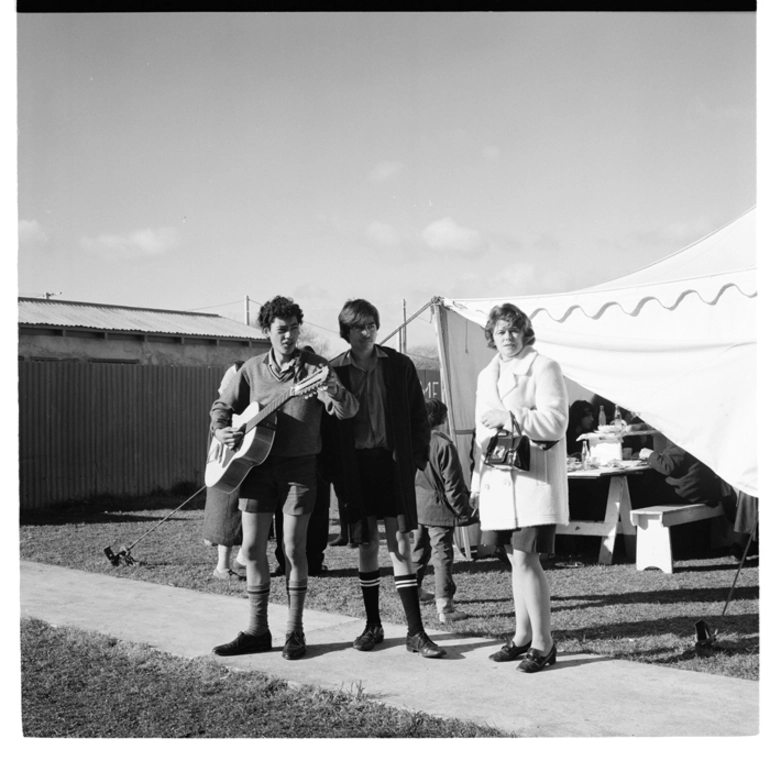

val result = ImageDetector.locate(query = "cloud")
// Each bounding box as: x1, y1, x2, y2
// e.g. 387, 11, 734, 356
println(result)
421, 217, 487, 256
659, 217, 714, 244
19, 219, 48, 246
482, 145, 501, 161
633, 217, 713, 247
365, 221, 401, 247
368, 161, 404, 183
80, 227, 180, 261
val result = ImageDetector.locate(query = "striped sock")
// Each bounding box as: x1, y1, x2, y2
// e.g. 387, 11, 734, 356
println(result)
286, 580, 308, 634
359, 570, 381, 628
244, 583, 270, 636
394, 573, 423, 637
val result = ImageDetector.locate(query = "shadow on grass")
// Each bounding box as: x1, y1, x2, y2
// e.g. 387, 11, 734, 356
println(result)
655, 634, 760, 664
554, 612, 758, 644
20, 505, 205, 527
553, 585, 759, 609
452, 558, 512, 575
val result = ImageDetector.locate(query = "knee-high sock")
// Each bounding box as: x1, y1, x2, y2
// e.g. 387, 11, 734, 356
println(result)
286, 580, 308, 634
245, 583, 270, 636
394, 573, 423, 637
359, 570, 381, 628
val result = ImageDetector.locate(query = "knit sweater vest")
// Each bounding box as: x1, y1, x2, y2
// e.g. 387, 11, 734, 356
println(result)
211, 353, 328, 458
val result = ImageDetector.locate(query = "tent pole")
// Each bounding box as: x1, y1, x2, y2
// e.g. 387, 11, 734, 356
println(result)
431, 299, 456, 440
379, 299, 434, 346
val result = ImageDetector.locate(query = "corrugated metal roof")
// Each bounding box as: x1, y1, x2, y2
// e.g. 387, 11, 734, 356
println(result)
18, 298, 268, 341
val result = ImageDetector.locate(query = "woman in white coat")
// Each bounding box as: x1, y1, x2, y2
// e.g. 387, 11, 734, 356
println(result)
470, 303, 569, 673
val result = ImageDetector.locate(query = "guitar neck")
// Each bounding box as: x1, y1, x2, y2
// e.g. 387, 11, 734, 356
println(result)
242, 389, 294, 433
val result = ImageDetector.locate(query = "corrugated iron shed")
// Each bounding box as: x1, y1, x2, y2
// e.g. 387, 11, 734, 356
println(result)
18, 298, 266, 340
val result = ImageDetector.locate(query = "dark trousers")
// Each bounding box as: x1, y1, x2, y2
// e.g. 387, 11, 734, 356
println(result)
274, 474, 331, 573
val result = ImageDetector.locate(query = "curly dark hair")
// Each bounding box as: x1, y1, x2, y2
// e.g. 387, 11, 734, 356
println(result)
483, 303, 535, 349
338, 298, 380, 342
257, 296, 304, 331
425, 398, 448, 428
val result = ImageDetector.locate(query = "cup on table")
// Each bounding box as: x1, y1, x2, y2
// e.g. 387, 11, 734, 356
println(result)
622, 447, 633, 460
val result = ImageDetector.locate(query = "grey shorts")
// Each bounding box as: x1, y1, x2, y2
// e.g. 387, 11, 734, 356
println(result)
238, 455, 317, 517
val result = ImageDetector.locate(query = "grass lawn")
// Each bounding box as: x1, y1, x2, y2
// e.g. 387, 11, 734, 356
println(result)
20, 490, 759, 685
21, 618, 507, 738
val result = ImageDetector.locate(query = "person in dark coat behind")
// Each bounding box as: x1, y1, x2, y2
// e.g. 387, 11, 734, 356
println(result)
566, 399, 595, 457
638, 441, 726, 506
640, 440, 759, 559
322, 298, 445, 659
413, 398, 475, 623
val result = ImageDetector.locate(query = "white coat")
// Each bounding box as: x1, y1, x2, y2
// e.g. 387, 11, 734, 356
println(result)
471, 345, 569, 531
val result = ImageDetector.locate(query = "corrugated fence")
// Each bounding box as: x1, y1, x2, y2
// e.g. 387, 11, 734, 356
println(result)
19, 362, 441, 509
19, 364, 223, 509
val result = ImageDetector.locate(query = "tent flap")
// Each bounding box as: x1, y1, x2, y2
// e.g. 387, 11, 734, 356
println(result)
436, 208, 757, 498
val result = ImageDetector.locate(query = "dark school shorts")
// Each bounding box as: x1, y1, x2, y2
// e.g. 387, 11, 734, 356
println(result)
238, 454, 317, 517
356, 447, 399, 519
484, 524, 557, 555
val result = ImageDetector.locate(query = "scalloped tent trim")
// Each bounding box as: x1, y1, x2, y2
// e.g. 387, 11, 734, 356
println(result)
435, 208, 757, 497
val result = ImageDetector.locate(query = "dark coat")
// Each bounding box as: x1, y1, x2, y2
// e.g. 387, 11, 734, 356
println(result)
646, 443, 725, 506
415, 430, 471, 528
321, 345, 431, 542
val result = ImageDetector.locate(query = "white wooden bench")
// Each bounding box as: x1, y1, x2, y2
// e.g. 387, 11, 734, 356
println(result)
630, 503, 725, 574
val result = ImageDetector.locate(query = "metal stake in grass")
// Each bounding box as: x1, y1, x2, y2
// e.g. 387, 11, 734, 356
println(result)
104, 485, 207, 566
694, 519, 757, 653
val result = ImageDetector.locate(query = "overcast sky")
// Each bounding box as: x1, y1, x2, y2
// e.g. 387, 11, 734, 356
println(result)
14, 11, 756, 354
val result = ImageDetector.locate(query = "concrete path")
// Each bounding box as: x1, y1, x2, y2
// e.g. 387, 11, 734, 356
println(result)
20, 561, 758, 738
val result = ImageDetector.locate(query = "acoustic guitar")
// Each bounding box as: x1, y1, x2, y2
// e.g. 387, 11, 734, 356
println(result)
204, 365, 330, 493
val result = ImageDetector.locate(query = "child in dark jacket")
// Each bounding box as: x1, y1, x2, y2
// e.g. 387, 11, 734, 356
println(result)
413, 399, 475, 623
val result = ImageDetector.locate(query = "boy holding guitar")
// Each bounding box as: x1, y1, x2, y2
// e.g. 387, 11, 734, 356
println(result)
210, 295, 358, 660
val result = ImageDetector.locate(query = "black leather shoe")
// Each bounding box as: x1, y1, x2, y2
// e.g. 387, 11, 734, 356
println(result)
212, 630, 272, 656
353, 624, 384, 651
489, 639, 532, 662
329, 534, 349, 547
406, 631, 446, 659
516, 642, 557, 673
282, 631, 307, 660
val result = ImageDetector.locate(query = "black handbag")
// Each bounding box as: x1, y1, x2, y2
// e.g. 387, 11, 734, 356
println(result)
483, 416, 530, 471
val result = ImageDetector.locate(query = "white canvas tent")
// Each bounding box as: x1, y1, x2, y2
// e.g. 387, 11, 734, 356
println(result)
433, 207, 757, 500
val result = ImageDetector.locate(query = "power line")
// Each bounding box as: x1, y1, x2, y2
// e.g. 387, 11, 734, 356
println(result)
302, 319, 340, 336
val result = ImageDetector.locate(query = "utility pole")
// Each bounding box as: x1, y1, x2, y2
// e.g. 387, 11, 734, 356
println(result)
244, 295, 250, 326
401, 299, 407, 353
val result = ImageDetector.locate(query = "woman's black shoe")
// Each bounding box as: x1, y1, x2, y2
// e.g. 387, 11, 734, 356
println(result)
516, 642, 557, 673
488, 639, 532, 662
